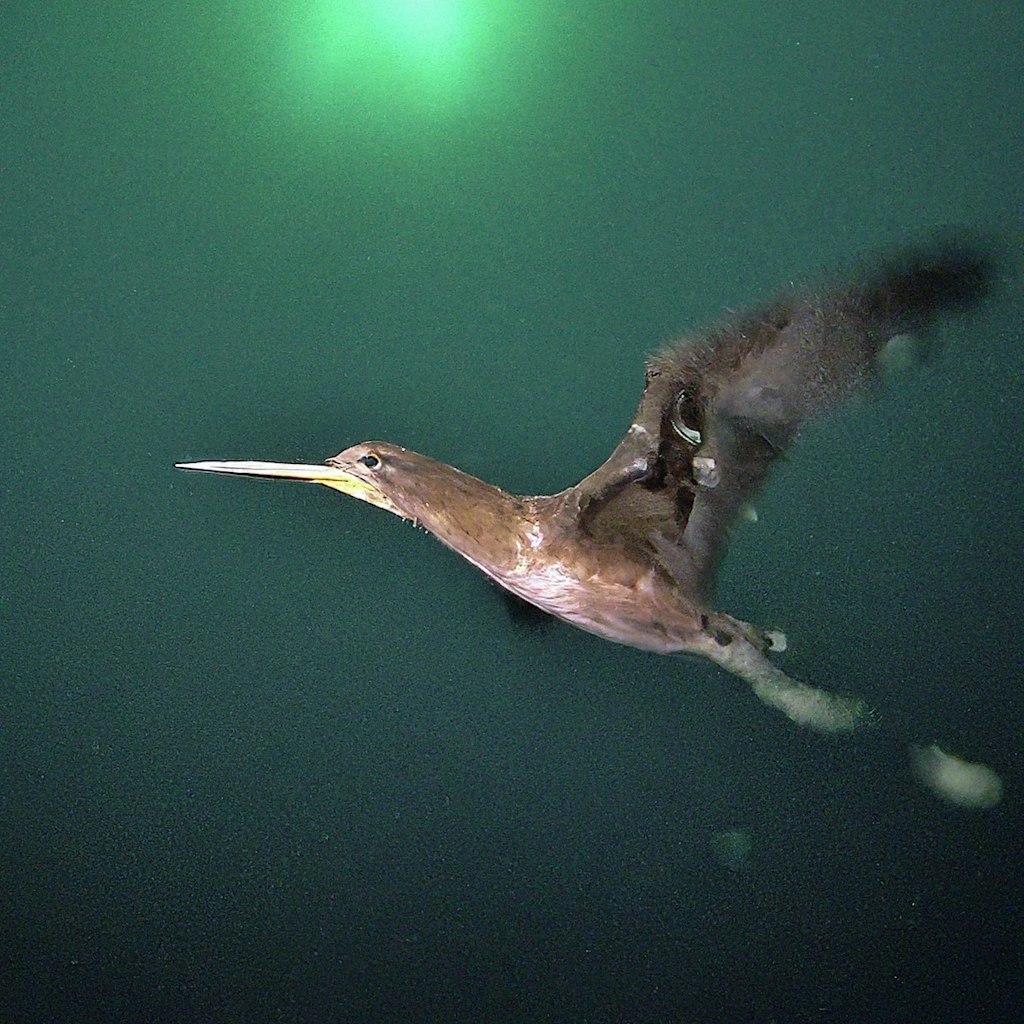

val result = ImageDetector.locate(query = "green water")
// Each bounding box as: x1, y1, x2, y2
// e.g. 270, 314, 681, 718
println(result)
3, 3, 1022, 1021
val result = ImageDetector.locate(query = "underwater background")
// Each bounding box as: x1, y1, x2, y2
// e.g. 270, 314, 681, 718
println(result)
3, 3, 1022, 1021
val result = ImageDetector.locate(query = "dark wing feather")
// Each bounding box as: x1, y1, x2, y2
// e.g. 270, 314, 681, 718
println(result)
573, 242, 993, 599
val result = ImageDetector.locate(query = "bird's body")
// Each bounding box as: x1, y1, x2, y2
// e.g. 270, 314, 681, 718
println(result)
303, 444, 711, 654
179, 241, 992, 732
447, 488, 707, 657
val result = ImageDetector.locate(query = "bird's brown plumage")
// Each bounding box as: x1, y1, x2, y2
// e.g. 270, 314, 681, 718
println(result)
177, 241, 993, 732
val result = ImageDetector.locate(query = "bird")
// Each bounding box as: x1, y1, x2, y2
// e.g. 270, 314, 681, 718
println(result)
177, 241, 992, 733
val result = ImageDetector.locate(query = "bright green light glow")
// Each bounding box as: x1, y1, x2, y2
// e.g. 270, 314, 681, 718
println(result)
289, 1, 481, 114
377, 0, 462, 51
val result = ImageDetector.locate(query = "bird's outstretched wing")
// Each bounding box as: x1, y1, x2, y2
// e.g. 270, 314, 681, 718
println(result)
574, 243, 992, 600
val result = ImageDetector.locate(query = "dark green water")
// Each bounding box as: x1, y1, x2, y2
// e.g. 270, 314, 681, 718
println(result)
3, 3, 1022, 1021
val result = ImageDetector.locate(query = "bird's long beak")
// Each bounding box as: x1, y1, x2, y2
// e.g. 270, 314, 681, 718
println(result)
175, 460, 391, 509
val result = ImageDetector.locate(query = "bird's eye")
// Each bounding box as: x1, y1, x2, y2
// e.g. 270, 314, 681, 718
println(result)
358, 453, 381, 470
671, 391, 703, 446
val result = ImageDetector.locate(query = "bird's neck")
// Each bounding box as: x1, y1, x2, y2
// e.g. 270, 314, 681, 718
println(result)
406, 462, 532, 580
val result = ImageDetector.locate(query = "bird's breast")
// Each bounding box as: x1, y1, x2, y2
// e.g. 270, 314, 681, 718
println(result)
496, 538, 705, 655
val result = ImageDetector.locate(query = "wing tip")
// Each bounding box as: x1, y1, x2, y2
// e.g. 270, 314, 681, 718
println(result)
854, 229, 1000, 327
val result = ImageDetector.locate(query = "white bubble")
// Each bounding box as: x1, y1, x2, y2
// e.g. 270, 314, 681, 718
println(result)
911, 745, 1003, 808
880, 332, 929, 376
711, 829, 753, 873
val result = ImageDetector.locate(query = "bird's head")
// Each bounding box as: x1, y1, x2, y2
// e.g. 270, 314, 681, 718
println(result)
177, 441, 527, 571
178, 440, 479, 519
